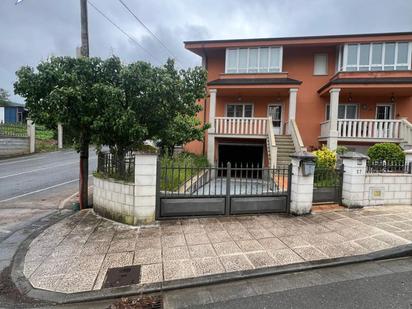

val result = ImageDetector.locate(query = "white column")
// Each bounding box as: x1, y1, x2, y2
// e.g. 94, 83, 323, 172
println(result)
209, 89, 217, 133
288, 88, 298, 121
27, 119, 35, 153
207, 89, 217, 165
290, 152, 316, 215
57, 123, 63, 149
327, 88, 340, 150
341, 152, 368, 208
134, 153, 157, 224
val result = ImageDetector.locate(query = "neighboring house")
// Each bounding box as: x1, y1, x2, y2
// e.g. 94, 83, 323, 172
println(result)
184, 32, 412, 167
0, 101, 26, 124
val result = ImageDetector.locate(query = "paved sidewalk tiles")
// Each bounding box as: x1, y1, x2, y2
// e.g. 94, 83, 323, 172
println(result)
22, 205, 412, 293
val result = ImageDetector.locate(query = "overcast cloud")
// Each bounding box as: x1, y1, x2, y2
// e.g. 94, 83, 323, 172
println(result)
1, 0, 411, 102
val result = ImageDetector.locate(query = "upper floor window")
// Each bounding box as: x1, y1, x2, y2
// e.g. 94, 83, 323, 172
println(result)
314, 53, 328, 75
226, 104, 253, 117
225, 47, 283, 74
338, 42, 412, 71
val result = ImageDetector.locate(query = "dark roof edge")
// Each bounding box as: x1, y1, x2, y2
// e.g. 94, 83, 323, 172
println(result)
318, 77, 412, 93
185, 31, 412, 45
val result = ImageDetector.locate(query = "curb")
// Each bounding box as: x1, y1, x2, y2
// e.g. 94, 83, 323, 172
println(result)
8, 211, 412, 305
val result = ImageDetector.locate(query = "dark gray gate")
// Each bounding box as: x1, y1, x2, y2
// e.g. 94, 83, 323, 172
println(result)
312, 165, 344, 204
156, 162, 292, 219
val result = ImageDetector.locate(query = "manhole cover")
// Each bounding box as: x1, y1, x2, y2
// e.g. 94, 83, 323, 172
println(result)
102, 265, 141, 288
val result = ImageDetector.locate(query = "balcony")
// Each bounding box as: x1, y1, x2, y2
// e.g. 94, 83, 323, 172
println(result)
320, 119, 412, 143
214, 117, 269, 137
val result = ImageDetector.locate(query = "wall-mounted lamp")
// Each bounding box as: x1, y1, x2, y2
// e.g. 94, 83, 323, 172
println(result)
301, 160, 316, 176
390, 93, 395, 103
237, 96, 242, 102
348, 93, 352, 102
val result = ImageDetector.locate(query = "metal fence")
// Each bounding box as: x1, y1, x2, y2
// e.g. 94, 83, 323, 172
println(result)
97, 151, 135, 182
0, 123, 28, 137
367, 160, 412, 174
159, 162, 291, 197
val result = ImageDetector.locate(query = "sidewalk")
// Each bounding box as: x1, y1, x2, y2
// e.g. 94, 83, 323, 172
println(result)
22, 206, 412, 295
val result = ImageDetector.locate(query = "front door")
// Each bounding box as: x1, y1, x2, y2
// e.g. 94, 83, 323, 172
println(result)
376, 105, 393, 137
268, 105, 282, 135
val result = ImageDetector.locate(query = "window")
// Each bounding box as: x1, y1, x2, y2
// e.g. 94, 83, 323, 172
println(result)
339, 42, 412, 71
226, 104, 253, 117
326, 104, 358, 120
314, 54, 328, 75
225, 47, 283, 73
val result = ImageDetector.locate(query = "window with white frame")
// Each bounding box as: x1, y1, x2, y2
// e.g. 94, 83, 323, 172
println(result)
225, 47, 283, 73
326, 104, 358, 120
314, 53, 328, 75
337, 42, 412, 71
226, 104, 253, 117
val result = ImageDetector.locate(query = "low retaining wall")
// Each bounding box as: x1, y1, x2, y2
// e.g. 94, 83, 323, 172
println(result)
363, 174, 412, 206
0, 136, 29, 157
341, 152, 412, 208
93, 177, 136, 224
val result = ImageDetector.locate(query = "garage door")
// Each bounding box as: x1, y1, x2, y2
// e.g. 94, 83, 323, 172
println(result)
218, 144, 263, 168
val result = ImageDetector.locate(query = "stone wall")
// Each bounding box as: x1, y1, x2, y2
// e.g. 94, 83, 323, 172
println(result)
363, 174, 412, 206
0, 137, 29, 157
93, 177, 136, 225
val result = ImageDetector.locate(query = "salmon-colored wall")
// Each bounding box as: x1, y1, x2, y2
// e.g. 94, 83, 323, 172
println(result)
184, 42, 412, 156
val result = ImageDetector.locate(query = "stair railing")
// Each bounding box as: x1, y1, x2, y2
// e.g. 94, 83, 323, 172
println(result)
267, 117, 278, 168
289, 119, 306, 152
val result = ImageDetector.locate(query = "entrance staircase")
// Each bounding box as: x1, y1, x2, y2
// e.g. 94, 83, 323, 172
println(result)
274, 135, 295, 166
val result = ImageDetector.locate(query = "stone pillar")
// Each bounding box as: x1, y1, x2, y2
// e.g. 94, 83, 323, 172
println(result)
288, 88, 298, 134
405, 149, 412, 173
27, 119, 35, 153
207, 89, 217, 165
57, 123, 63, 149
133, 153, 157, 224
341, 152, 368, 208
327, 88, 340, 151
290, 151, 316, 215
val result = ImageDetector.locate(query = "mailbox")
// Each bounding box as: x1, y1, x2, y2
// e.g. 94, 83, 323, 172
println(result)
301, 160, 316, 176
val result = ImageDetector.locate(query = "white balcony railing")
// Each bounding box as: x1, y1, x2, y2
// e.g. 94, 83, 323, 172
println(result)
214, 117, 269, 136
320, 119, 405, 140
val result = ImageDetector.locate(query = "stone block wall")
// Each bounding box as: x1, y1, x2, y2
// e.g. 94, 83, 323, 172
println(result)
93, 177, 136, 225
0, 137, 29, 157
363, 174, 412, 206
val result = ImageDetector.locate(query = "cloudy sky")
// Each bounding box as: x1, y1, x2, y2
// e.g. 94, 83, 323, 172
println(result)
1, 0, 412, 102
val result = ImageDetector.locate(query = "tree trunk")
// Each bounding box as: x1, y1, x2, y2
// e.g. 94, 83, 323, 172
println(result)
79, 137, 89, 209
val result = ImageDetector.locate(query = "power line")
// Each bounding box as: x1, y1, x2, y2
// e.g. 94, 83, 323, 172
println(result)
117, 0, 183, 66
87, 0, 163, 65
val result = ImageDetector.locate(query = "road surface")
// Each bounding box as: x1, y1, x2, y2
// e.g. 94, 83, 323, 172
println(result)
0, 149, 97, 239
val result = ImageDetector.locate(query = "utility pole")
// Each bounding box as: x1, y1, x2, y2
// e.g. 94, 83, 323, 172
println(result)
79, 0, 89, 209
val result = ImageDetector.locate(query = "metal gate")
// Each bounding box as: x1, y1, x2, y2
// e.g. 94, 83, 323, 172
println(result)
156, 162, 292, 219
312, 165, 344, 204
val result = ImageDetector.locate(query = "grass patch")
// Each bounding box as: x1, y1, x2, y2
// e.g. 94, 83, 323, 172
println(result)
160, 152, 209, 191
35, 139, 57, 153
35, 125, 55, 140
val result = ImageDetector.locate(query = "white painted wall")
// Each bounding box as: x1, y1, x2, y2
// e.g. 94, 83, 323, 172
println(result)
0, 107, 4, 123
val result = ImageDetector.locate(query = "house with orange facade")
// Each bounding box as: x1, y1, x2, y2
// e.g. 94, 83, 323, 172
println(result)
184, 32, 412, 168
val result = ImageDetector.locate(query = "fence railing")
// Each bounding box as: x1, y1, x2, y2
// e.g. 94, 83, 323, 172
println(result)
314, 166, 343, 188
214, 117, 268, 136
367, 160, 412, 174
97, 151, 135, 182
0, 123, 28, 137
159, 162, 291, 197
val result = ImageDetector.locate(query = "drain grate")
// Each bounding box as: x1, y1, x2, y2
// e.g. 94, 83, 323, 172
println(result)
102, 265, 141, 288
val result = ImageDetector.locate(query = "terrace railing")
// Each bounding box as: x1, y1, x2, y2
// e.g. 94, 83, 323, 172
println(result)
214, 117, 269, 136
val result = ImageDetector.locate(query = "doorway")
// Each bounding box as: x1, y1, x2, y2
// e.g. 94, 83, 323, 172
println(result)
268, 104, 283, 135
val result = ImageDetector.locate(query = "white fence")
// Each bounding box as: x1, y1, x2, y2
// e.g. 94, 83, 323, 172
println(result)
214, 117, 268, 136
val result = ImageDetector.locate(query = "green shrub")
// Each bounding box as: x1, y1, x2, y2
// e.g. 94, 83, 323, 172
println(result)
367, 143, 405, 162
336, 145, 349, 155
313, 146, 336, 168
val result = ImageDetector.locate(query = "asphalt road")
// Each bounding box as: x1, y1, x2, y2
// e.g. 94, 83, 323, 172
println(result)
0, 149, 97, 238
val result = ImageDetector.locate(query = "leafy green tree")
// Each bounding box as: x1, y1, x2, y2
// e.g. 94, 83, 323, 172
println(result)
0, 88, 10, 104
14, 56, 120, 209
